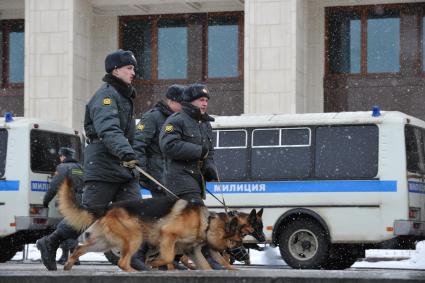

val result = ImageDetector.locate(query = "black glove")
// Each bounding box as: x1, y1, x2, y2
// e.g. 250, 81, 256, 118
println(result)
43, 201, 49, 208
201, 144, 209, 159
121, 159, 138, 169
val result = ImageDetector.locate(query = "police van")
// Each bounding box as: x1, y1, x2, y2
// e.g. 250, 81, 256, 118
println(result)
0, 114, 82, 262
205, 110, 425, 269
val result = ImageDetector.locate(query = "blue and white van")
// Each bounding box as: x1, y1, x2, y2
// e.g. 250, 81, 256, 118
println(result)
0, 115, 81, 262
205, 110, 425, 269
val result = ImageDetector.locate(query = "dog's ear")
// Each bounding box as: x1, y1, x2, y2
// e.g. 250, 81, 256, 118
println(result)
248, 209, 256, 224
257, 208, 264, 218
227, 217, 240, 235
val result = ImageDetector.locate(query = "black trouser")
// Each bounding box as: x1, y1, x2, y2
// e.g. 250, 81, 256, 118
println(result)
82, 179, 141, 217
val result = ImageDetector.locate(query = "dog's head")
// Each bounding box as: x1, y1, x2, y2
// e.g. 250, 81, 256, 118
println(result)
224, 216, 243, 248
232, 208, 265, 243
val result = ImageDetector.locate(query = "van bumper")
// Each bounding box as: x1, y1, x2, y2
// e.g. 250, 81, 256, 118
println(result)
394, 220, 425, 236
15, 216, 62, 231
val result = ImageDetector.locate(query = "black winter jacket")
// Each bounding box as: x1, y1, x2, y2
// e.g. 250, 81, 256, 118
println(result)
83, 74, 138, 183
43, 158, 84, 207
159, 102, 218, 199
134, 100, 174, 191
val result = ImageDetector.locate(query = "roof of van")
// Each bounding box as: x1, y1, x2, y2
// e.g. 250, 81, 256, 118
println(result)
0, 117, 75, 134
211, 111, 425, 128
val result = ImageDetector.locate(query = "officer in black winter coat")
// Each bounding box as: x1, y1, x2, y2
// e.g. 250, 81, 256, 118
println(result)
36, 147, 84, 271
159, 84, 218, 203
134, 85, 184, 198
81, 50, 147, 271
82, 49, 141, 216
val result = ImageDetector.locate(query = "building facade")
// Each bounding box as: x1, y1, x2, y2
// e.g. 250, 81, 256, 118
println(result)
0, 0, 424, 131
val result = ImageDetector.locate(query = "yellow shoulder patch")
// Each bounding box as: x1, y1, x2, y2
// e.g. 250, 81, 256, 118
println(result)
165, 124, 174, 133
137, 123, 145, 131
103, 98, 112, 106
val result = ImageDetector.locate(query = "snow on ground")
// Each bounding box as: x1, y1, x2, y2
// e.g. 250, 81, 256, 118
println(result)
13, 241, 425, 270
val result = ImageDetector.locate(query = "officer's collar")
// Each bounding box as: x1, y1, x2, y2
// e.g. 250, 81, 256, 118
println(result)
181, 102, 214, 122
103, 74, 136, 98
155, 100, 174, 117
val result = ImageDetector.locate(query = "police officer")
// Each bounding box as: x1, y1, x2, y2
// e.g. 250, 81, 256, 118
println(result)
159, 83, 225, 269
134, 84, 184, 198
82, 49, 146, 270
36, 147, 84, 271
159, 83, 218, 202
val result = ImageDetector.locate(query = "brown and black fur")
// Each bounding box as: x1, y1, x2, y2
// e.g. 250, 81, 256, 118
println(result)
58, 178, 246, 272
179, 208, 266, 270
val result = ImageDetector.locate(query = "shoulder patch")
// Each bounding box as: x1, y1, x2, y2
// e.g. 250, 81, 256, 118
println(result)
137, 123, 145, 131
165, 124, 174, 133
103, 98, 112, 106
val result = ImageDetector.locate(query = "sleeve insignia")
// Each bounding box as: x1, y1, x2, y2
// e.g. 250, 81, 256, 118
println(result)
165, 124, 174, 133
103, 98, 112, 106
137, 123, 145, 131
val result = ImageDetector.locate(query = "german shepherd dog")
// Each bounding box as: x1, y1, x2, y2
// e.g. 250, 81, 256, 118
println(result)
57, 178, 244, 272
178, 208, 266, 270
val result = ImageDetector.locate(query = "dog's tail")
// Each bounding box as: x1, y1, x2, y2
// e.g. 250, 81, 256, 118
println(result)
58, 177, 95, 231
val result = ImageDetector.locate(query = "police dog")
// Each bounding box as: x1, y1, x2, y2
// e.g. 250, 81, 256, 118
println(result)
57, 178, 243, 272
178, 208, 266, 270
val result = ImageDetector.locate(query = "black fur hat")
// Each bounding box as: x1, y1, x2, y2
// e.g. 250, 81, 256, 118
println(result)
105, 49, 137, 73
164, 84, 185, 103
183, 84, 210, 102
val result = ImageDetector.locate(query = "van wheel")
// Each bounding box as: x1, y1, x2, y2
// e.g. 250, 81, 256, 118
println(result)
104, 249, 120, 265
278, 219, 330, 269
323, 245, 359, 270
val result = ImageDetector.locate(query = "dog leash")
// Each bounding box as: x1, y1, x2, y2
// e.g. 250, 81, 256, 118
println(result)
133, 165, 180, 200
205, 168, 229, 213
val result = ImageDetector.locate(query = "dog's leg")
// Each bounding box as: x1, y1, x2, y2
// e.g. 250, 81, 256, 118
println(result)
209, 249, 237, 270
180, 255, 196, 270
147, 234, 176, 268
117, 238, 142, 272
64, 244, 89, 270
188, 245, 212, 270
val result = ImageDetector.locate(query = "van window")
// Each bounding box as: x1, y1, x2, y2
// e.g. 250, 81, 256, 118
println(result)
30, 130, 81, 174
405, 125, 425, 174
0, 129, 7, 178
315, 125, 378, 178
214, 130, 248, 180
252, 129, 279, 147
251, 128, 312, 180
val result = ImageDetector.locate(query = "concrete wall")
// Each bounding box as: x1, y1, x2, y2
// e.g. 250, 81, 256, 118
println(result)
90, 16, 118, 95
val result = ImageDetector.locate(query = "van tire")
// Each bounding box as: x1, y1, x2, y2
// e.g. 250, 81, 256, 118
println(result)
278, 219, 330, 269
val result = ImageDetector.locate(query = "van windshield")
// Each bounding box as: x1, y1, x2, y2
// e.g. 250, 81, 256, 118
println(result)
30, 129, 81, 174
405, 125, 425, 174
0, 129, 8, 178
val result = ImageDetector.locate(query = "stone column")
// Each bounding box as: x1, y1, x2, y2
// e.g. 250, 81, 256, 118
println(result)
244, 0, 304, 114
25, 0, 92, 130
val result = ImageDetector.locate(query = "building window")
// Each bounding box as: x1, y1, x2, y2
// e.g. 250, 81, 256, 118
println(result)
0, 20, 24, 87
122, 20, 152, 80
120, 12, 243, 82
327, 10, 361, 74
326, 6, 400, 75
158, 19, 188, 79
207, 16, 239, 78
367, 9, 400, 73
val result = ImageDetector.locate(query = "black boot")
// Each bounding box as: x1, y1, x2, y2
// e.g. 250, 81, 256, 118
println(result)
57, 247, 68, 265
130, 244, 150, 271
202, 246, 225, 270
36, 231, 63, 271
